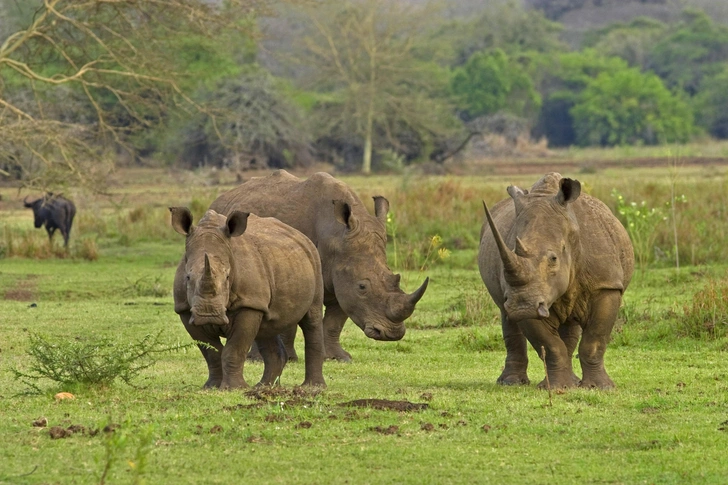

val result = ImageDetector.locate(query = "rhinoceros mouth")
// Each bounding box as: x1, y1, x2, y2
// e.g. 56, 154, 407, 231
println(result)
364, 324, 405, 341
189, 312, 230, 326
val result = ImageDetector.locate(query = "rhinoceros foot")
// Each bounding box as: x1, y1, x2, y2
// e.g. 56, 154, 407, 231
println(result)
202, 378, 222, 389
325, 346, 352, 363
579, 374, 615, 390
220, 375, 248, 390
497, 372, 530, 386
537, 371, 580, 390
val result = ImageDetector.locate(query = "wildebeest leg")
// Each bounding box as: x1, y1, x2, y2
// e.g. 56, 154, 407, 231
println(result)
497, 310, 530, 385
322, 301, 352, 362
220, 309, 262, 389
579, 290, 621, 389
181, 313, 224, 389
298, 305, 326, 387
519, 317, 578, 389
256, 335, 288, 386
279, 325, 299, 362
559, 322, 582, 384
45, 226, 56, 243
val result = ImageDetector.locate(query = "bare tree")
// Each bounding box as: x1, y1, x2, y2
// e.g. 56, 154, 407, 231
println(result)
0, 0, 259, 189
294, 0, 459, 173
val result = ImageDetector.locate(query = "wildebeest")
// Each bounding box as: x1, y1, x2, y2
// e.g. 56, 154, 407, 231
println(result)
479, 173, 634, 389
23, 193, 77, 247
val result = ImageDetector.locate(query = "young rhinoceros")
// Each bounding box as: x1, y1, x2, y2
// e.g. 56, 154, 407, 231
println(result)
478, 173, 634, 389
170, 207, 326, 389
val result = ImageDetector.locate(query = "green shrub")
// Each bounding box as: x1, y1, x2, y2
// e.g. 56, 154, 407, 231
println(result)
12, 331, 192, 392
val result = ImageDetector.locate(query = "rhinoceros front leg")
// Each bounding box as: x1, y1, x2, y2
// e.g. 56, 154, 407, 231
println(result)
256, 335, 288, 386
180, 312, 224, 389
220, 310, 262, 390
322, 301, 352, 362
519, 317, 579, 389
497, 310, 530, 385
578, 290, 621, 389
299, 305, 326, 387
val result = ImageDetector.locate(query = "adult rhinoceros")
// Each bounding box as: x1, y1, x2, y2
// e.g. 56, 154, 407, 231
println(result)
170, 207, 326, 389
478, 173, 634, 389
209, 170, 429, 362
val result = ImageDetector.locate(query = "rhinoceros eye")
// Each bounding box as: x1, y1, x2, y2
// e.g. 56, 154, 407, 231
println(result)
548, 254, 558, 265
357, 281, 369, 293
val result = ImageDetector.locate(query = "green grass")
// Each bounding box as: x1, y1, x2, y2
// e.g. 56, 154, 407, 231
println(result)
2, 166, 728, 483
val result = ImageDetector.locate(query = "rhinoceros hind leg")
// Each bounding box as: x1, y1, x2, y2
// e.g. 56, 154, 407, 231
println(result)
256, 335, 288, 386
280, 325, 299, 362
322, 301, 352, 363
578, 290, 620, 390
299, 306, 326, 388
246, 342, 263, 362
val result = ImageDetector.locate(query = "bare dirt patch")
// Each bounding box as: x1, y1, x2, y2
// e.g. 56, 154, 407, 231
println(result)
338, 399, 429, 412
4, 275, 39, 302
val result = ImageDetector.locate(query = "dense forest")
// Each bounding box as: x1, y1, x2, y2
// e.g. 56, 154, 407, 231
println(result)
2, 0, 728, 186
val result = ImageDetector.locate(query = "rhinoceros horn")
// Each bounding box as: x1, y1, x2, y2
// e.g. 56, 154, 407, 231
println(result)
199, 253, 216, 295
482, 201, 527, 285
386, 277, 430, 322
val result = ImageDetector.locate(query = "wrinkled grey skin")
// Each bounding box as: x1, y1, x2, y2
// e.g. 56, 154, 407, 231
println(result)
171, 207, 325, 389
478, 173, 634, 389
209, 170, 428, 362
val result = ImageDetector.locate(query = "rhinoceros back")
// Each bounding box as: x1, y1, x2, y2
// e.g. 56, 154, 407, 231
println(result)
210, 170, 365, 245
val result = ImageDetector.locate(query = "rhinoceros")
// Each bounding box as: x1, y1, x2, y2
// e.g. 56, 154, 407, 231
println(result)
170, 207, 326, 389
478, 173, 634, 389
209, 170, 429, 362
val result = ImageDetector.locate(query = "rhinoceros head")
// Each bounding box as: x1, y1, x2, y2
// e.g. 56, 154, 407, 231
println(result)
326, 197, 428, 341
484, 178, 581, 323
170, 207, 249, 326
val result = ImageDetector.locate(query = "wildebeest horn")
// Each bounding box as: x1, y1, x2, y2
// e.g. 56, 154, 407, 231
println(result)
482, 201, 525, 282
23, 195, 32, 207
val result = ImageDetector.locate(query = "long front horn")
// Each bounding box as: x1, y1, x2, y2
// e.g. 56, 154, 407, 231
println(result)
409, 277, 429, 305
482, 201, 524, 278
386, 277, 429, 322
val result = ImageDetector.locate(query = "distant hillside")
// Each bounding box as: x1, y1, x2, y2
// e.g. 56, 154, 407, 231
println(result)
525, 0, 728, 45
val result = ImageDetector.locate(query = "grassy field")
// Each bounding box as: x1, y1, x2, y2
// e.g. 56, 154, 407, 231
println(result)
1, 164, 728, 484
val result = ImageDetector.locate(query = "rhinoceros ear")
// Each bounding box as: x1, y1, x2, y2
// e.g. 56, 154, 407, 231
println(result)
333, 200, 358, 232
556, 178, 581, 206
225, 211, 249, 238
169, 207, 193, 236
507, 185, 527, 213
373, 196, 390, 226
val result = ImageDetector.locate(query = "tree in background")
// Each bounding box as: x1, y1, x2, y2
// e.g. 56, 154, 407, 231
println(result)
294, 0, 461, 173
584, 17, 667, 70
571, 67, 693, 146
0, 0, 257, 189
647, 9, 728, 96
534, 49, 630, 146
451, 49, 541, 121
167, 69, 312, 170
693, 65, 728, 138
